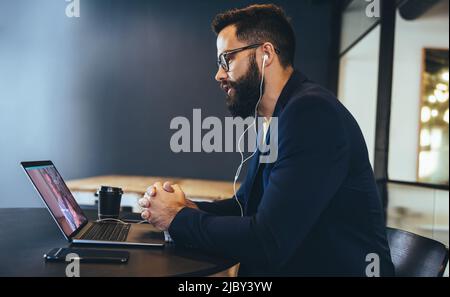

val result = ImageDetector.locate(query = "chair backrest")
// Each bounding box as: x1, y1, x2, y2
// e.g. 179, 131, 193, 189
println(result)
387, 227, 449, 277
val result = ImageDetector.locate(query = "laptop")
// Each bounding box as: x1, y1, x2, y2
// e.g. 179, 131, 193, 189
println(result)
21, 160, 165, 247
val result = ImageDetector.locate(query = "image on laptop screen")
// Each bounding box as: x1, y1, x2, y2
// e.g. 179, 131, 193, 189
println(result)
24, 163, 87, 237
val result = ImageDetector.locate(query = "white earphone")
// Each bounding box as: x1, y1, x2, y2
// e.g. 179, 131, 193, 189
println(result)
233, 53, 268, 217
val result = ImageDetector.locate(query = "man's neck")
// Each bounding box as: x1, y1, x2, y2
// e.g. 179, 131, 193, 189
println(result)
258, 66, 294, 118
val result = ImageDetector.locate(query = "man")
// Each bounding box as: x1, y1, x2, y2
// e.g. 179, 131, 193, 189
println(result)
139, 4, 395, 276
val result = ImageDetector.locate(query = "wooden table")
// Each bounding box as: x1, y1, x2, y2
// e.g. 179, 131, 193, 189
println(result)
0, 208, 238, 277
66, 175, 240, 276
67, 175, 237, 201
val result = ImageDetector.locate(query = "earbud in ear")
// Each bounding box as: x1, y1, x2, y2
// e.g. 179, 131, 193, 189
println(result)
263, 54, 269, 62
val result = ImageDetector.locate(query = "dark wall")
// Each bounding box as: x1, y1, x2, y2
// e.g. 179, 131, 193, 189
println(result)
0, 0, 337, 207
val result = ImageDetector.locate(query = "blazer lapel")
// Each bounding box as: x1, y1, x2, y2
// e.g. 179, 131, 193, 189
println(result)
244, 70, 308, 214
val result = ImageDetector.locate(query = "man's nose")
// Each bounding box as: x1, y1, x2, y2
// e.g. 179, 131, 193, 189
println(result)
215, 66, 228, 82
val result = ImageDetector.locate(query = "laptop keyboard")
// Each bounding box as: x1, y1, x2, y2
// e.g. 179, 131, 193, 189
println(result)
80, 222, 131, 242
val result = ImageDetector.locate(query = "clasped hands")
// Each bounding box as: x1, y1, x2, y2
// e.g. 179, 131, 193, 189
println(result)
138, 181, 198, 231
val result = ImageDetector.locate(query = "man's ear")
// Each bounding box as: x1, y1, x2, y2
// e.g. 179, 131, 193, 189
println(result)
261, 42, 277, 67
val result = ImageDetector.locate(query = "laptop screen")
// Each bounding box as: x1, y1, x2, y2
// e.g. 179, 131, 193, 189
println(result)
23, 162, 88, 238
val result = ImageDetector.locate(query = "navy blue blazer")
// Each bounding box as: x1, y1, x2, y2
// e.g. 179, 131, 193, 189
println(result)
168, 71, 395, 276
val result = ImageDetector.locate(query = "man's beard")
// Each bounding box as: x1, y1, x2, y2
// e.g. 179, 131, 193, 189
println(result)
224, 54, 263, 118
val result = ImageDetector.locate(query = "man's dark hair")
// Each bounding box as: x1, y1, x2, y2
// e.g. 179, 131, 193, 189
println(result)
212, 4, 296, 68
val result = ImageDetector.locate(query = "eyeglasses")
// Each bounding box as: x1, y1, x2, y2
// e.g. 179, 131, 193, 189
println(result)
217, 43, 280, 72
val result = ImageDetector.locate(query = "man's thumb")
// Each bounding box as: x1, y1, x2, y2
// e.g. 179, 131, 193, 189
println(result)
163, 181, 175, 193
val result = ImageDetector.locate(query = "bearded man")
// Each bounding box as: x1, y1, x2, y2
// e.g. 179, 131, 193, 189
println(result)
139, 4, 395, 277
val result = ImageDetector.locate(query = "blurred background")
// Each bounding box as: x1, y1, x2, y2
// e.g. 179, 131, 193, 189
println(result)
337, 1, 448, 267
0, 0, 449, 272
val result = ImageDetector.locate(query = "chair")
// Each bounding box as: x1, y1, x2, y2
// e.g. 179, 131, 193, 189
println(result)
387, 227, 449, 277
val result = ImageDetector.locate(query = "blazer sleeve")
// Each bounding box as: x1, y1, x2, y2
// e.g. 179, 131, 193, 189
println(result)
194, 198, 241, 217
168, 96, 350, 270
